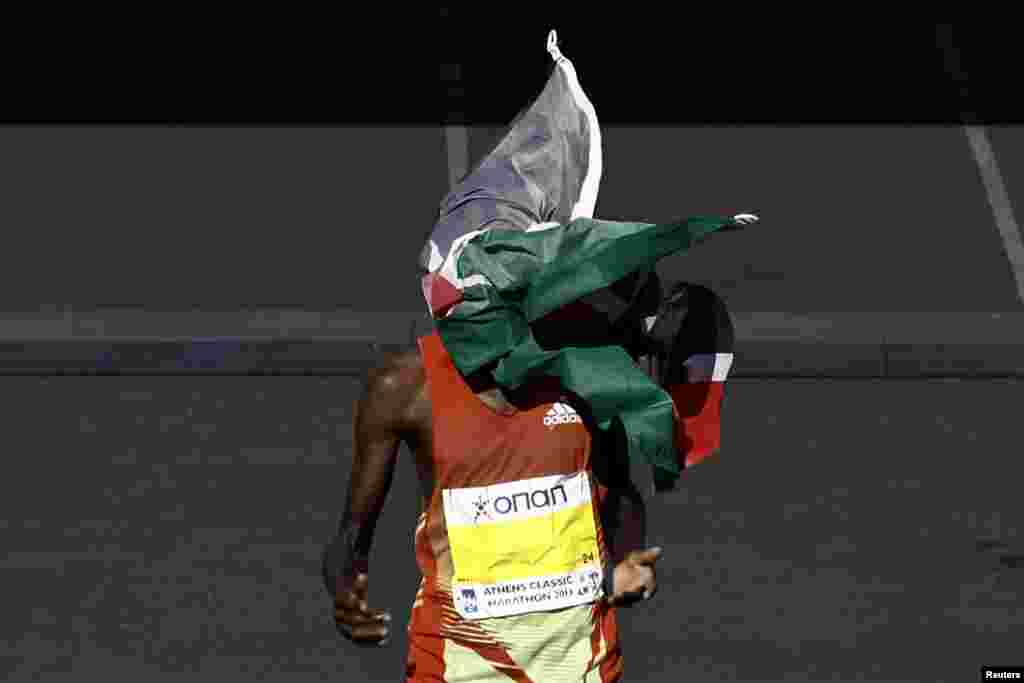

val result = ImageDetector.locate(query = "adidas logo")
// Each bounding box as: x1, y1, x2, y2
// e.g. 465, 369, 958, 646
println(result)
543, 401, 582, 428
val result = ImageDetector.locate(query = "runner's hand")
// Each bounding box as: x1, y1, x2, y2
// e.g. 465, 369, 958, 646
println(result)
334, 573, 392, 646
608, 547, 662, 607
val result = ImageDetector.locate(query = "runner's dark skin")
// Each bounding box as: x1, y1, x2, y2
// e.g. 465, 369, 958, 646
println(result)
323, 322, 662, 647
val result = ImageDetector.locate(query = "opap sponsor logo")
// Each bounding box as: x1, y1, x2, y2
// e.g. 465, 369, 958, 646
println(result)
544, 401, 581, 428
444, 472, 592, 527
471, 494, 492, 523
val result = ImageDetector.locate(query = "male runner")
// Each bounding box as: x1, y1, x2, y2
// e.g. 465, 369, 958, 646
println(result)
322, 312, 657, 682
322, 279, 735, 681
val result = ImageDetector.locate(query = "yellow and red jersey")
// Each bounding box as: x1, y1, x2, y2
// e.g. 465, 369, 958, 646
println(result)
407, 332, 622, 683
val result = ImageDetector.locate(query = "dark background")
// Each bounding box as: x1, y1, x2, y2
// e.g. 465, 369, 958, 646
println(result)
2, 18, 1019, 124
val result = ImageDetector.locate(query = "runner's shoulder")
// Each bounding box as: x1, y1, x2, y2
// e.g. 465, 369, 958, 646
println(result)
359, 347, 427, 426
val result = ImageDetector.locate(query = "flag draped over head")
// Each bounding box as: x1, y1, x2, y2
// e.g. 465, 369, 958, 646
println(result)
419, 29, 757, 491
421, 29, 602, 319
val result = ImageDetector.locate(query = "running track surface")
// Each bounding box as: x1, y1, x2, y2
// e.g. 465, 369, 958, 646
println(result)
1, 377, 1020, 681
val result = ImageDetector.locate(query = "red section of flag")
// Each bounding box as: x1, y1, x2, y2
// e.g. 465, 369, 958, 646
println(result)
421, 273, 464, 319
668, 382, 725, 467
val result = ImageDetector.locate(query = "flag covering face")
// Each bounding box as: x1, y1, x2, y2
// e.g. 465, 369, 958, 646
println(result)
645, 284, 735, 490
421, 30, 602, 319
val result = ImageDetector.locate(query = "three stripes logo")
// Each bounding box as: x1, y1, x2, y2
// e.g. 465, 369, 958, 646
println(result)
543, 401, 582, 429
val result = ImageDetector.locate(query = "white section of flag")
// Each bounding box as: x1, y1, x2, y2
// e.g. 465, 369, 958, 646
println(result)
547, 30, 602, 222
684, 353, 735, 382
526, 221, 562, 232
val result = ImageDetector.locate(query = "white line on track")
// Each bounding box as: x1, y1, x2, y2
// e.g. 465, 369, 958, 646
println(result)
964, 125, 1024, 305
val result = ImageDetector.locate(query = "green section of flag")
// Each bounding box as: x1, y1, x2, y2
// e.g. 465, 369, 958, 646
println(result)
435, 215, 737, 485
459, 216, 735, 323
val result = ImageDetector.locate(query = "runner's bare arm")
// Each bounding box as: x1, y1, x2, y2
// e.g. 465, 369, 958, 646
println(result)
592, 429, 659, 606
593, 430, 647, 567
322, 352, 421, 644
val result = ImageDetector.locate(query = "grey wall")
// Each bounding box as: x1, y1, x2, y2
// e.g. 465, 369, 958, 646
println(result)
3, 125, 1021, 315
0, 127, 448, 312
472, 124, 1024, 313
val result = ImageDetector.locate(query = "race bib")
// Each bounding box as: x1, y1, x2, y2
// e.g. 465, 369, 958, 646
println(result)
443, 471, 605, 620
